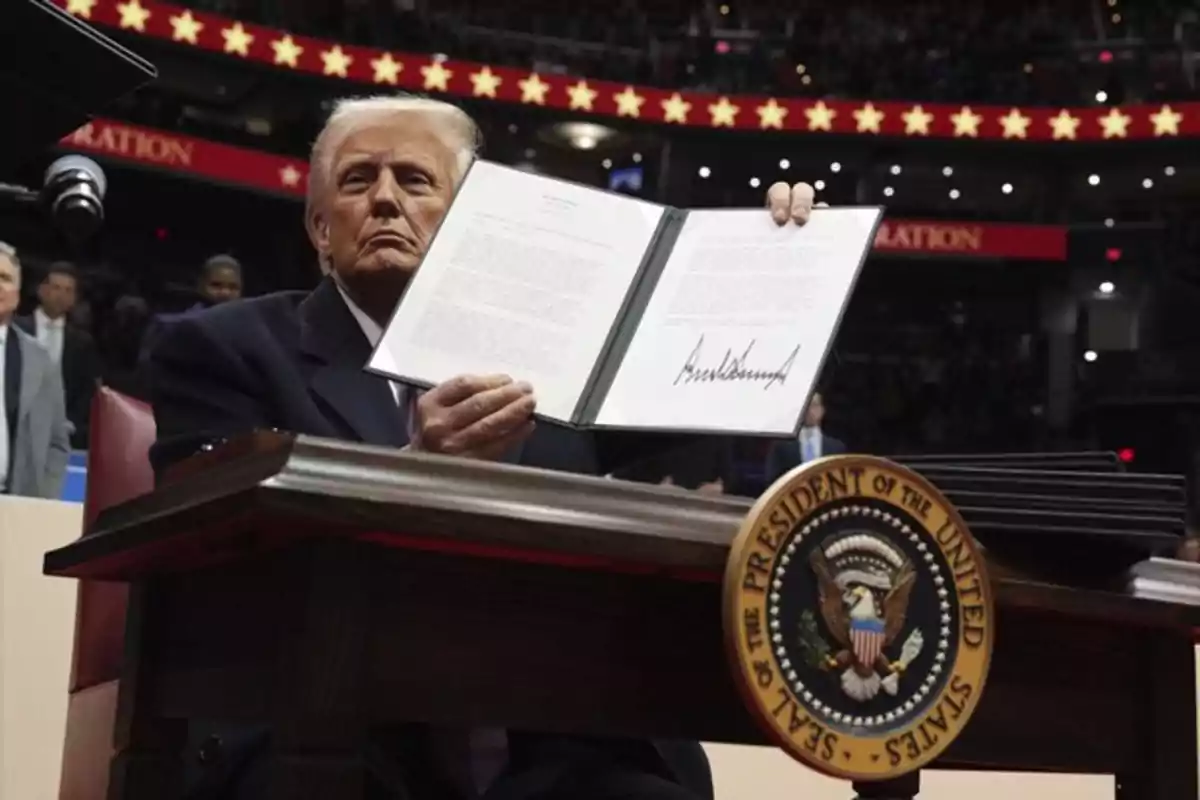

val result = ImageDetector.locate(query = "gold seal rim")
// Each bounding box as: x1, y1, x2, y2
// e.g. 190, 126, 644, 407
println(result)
722, 454, 995, 781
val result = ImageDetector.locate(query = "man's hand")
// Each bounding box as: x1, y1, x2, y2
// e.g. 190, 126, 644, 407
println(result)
766, 181, 827, 226
411, 374, 536, 460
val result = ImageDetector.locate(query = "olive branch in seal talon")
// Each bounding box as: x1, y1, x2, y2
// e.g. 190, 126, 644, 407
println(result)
797, 610, 835, 669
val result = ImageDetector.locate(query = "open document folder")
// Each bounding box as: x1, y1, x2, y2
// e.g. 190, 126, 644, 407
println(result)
367, 160, 882, 437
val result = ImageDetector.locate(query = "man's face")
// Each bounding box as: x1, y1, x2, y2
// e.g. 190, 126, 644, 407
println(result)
38, 272, 77, 319
804, 392, 826, 428
0, 255, 19, 323
200, 266, 242, 304
309, 113, 457, 307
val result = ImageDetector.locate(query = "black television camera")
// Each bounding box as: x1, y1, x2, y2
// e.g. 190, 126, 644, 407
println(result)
0, 0, 155, 241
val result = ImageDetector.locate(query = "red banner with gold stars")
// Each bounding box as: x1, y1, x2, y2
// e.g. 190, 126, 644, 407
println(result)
58, 117, 1068, 260
53, 0, 1198, 142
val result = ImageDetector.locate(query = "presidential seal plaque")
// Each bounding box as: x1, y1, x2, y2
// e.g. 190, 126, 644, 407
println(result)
724, 455, 994, 781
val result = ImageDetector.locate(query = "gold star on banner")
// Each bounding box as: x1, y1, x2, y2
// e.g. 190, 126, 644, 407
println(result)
169, 10, 203, 44
116, 0, 151, 31
1048, 109, 1080, 140
805, 101, 836, 132
320, 45, 352, 77
613, 86, 645, 118
221, 22, 254, 56
708, 96, 739, 127
1149, 105, 1182, 137
271, 35, 303, 68
902, 105, 934, 135
468, 67, 502, 98
852, 102, 884, 133
756, 98, 787, 130
518, 73, 550, 105
421, 61, 453, 92
661, 93, 691, 124
999, 108, 1031, 139
370, 53, 402, 84
66, 0, 96, 18
1099, 107, 1131, 139
566, 80, 597, 111
950, 106, 982, 137
279, 165, 302, 188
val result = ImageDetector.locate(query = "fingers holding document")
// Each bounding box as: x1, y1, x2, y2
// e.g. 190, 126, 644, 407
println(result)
413, 374, 537, 459
766, 181, 823, 226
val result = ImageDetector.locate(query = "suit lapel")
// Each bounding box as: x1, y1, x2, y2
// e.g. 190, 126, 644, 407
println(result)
3, 328, 19, 422
299, 278, 408, 448
15, 332, 40, 424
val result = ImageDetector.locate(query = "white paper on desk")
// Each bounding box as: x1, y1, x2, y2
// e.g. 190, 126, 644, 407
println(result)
368, 161, 666, 423
593, 206, 881, 435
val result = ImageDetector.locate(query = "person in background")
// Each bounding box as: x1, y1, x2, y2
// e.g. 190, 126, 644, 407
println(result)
0, 242, 70, 497
14, 261, 100, 449
139, 254, 244, 366
764, 391, 847, 484
195, 253, 244, 306
100, 294, 153, 401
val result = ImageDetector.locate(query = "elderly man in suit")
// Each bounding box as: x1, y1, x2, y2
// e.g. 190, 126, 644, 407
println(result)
0, 242, 70, 498
148, 94, 821, 800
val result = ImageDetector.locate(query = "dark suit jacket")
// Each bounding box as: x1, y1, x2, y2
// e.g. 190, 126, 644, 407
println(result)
146, 276, 712, 800
764, 431, 847, 486
612, 437, 734, 491
14, 313, 99, 449
137, 301, 212, 370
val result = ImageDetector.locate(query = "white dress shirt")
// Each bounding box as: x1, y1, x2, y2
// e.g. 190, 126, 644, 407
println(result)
34, 307, 66, 364
800, 425, 822, 463
0, 323, 9, 490
334, 283, 506, 791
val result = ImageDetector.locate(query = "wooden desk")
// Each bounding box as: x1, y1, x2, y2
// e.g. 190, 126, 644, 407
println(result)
44, 434, 1200, 799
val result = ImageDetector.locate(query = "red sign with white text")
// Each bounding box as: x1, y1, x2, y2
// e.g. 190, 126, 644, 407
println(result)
873, 219, 1067, 261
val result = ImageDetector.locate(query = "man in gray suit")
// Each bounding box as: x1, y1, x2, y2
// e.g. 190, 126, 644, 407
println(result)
0, 241, 70, 498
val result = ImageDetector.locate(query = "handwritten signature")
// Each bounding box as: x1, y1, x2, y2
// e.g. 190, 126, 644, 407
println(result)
673, 335, 800, 390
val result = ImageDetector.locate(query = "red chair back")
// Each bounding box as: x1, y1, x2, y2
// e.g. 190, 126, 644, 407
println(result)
71, 388, 156, 691
60, 388, 155, 800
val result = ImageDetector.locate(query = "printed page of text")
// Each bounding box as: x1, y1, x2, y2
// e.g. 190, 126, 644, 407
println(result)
594, 207, 881, 434
368, 160, 666, 423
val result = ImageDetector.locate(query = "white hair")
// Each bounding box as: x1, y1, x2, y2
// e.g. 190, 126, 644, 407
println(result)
306, 94, 479, 220
0, 240, 20, 281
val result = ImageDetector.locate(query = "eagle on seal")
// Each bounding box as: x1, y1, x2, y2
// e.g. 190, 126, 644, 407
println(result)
809, 537, 921, 702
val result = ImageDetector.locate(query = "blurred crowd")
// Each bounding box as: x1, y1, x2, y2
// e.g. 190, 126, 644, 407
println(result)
9, 254, 244, 441
184, 0, 1199, 103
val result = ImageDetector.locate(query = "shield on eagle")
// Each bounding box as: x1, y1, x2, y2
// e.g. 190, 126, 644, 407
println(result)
850, 616, 886, 668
